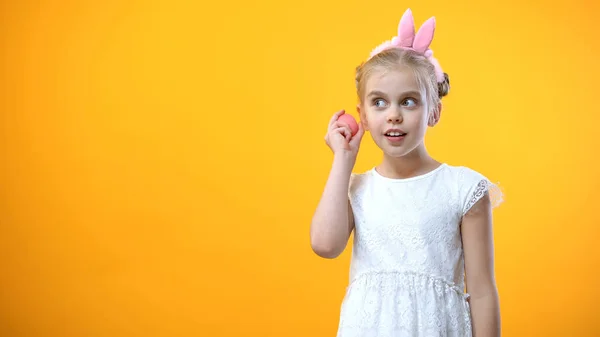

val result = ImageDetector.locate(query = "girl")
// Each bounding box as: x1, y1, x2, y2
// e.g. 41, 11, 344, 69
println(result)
310, 9, 503, 337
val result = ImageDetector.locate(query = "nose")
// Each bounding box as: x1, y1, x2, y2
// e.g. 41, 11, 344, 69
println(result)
387, 108, 403, 123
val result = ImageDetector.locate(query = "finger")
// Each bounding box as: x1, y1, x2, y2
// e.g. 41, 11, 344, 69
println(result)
332, 126, 351, 140
328, 109, 346, 130
326, 123, 347, 141
332, 121, 351, 131
349, 122, 365, 147
326, 126, 341, 141
337, 125, 352, 141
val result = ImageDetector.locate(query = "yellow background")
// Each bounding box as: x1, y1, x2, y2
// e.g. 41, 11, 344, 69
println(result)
1, 0, 599, 336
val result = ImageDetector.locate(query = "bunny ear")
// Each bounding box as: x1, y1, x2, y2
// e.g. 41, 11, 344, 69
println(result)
413, 17, 436, 53
397, 8, 415, 48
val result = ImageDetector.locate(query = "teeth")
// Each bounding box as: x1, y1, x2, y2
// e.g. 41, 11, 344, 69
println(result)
386, 132, 404, 136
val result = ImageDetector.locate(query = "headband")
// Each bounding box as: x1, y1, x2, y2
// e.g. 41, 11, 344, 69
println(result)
367, 9, 445, 83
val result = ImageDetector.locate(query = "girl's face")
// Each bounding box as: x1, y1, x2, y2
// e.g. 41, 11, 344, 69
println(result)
359, 66, 432, 159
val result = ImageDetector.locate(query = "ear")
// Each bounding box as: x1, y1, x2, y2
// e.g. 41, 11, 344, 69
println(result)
428, 103, 442, 126
357, 104, 370, 131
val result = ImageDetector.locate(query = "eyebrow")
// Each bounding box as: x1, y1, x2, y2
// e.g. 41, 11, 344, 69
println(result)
367, 90, 421, 98
366, 90, 387, 98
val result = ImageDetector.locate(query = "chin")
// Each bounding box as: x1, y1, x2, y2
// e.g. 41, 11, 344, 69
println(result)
374, 137, 421, 158
379, 143, 416, 158
383, 148, 415, 158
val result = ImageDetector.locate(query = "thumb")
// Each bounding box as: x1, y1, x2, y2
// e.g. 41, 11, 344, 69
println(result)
349, 123, 365, 147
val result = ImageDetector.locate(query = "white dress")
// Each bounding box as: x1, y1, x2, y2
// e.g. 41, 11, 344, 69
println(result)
336, 163, 502, 337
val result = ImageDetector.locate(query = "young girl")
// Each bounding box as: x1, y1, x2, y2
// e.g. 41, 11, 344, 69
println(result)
310, 9, 503, 337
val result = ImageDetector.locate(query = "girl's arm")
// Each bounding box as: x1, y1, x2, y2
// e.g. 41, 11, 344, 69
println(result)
462, 192, 501, 337
310, 152, 356, 259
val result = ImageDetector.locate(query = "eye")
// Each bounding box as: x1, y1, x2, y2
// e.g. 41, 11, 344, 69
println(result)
373, 99, 387, 108
401, 98, 418, 107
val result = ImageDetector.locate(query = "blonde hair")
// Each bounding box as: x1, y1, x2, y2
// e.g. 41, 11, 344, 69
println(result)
355, 48, 450, 114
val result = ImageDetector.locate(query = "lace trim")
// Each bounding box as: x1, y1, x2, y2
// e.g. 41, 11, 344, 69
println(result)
465, 180, 488, 212
340, 270, 473, 334
349, 270, 470, 301
464, 179, 504, 214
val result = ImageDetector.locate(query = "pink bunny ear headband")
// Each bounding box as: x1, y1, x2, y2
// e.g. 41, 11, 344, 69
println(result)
367, 8, 445, 83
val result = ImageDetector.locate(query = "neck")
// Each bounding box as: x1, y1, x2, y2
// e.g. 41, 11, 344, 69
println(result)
377, 144, 441, 179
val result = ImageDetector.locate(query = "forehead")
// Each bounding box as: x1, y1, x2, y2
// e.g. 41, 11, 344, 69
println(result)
365, 66, 420, 95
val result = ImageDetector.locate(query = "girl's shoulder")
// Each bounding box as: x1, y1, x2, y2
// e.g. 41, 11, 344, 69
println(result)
347, 171, 369, 199
348, 164, 504, 214
443, 164, 505, 215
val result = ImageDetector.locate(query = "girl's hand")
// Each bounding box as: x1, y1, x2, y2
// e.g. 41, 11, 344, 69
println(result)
324, 110, 365, 157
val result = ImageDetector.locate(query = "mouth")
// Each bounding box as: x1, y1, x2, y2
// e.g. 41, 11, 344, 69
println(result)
384, 130, 407, 138
383, 128, 407, 143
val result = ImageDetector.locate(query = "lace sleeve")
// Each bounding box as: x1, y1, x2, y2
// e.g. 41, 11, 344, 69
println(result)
460, 168, 504, 216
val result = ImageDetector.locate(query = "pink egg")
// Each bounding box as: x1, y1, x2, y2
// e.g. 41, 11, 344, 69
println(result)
338, 114, 359, 136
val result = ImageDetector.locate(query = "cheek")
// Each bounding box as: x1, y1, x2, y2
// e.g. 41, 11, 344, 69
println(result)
363, 110, 378, 124
404, 110, 424, 122
406, 111, 429, 130
369, 113, 388, 129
